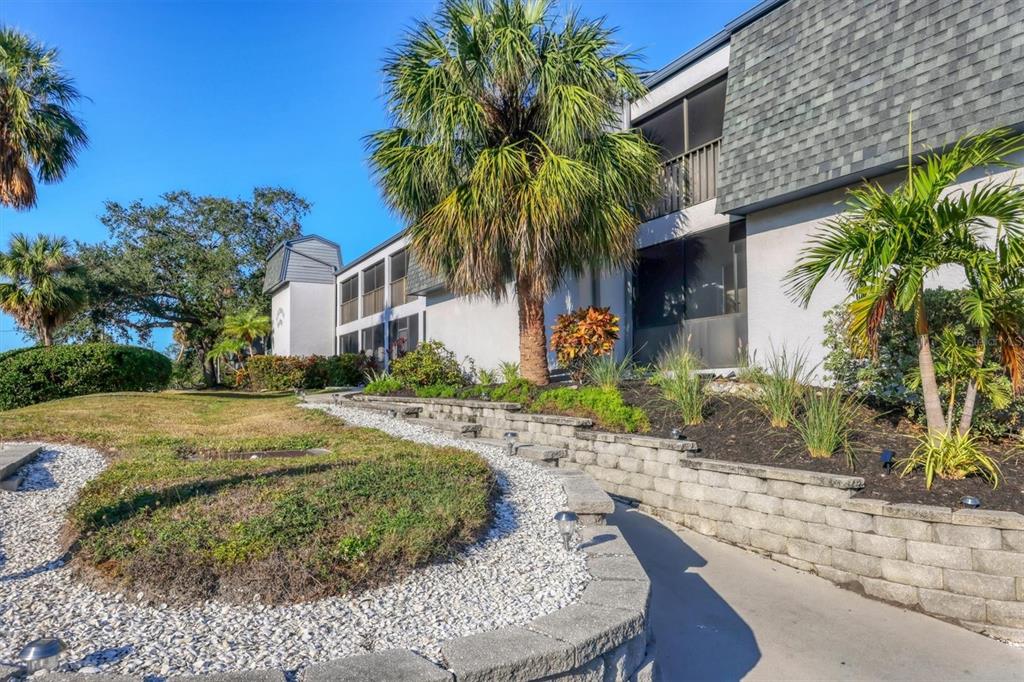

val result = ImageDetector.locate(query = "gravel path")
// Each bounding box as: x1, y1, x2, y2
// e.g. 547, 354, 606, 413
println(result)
0, 405, 588, 677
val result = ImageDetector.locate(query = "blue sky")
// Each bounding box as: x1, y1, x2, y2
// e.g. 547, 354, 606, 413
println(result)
0, 0, 758, 352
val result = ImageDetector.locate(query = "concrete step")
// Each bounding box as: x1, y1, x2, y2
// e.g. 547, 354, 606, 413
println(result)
0, 444, 42, 490
514, 445, 567, 468
549, 468, 615, 525
405, 418, 482, 438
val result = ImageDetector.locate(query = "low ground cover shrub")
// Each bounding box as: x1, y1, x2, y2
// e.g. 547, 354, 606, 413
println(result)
795, 387, 859, 465
651, 344, 708, 425
389, 341, 468, 388
0, 343, 171, 410
550, 307, 620, 381
242, 354, 375, 391
531, 386, 650, 433
0, 392, 495, 603
363, 370, 403, 395
898, 430, 1002, 489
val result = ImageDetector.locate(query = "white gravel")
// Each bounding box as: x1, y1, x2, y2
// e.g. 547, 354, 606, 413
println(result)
0, 405, 589, 677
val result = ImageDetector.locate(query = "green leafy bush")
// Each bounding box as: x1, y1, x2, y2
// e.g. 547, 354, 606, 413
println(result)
363, 370, 403, 395
242, 354, 377, 392
757, 345, 811, 429
389, 341, 467, 388
651, 345, 708, 425
0, 343, 171, 410
531, 386, 650, 433
898, 430, 1002, 490
824, 289, 1024, 439
550, 306, 620, 381
795, 388, 859, 466
414, 383, 462, 398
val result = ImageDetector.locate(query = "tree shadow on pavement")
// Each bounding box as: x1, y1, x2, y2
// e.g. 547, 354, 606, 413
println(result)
609, 504, 761, 682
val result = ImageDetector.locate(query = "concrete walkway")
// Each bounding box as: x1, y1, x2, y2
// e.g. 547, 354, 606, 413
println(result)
611, 504, 1024, 681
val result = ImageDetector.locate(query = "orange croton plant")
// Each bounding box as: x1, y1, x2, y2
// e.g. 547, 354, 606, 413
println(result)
550, 306, 620, 382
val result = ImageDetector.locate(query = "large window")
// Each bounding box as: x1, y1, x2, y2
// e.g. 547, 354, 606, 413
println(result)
633, 222, 747, 368
339, 331, 358, 354
362, 261, 385, 317
390, 249, 409, 307
361, 325, 385, 361
340, 276, 359, 324
389, 313, 419, 358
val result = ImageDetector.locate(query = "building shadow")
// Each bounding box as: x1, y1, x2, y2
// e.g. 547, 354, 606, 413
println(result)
609, 504, 761, 681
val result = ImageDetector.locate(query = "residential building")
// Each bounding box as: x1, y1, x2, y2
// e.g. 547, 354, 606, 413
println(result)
265, 0, 1024, 375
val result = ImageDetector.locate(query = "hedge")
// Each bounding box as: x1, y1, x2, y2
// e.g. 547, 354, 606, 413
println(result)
240, 354, 377, 392
0, 343, 172, 410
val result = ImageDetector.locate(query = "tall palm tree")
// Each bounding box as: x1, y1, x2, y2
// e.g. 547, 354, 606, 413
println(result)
0, 233, 86, 345
0, 27, 88, 209
786, 128, 1024, 439
223, 308, 271, 357
368, 0, 660, 384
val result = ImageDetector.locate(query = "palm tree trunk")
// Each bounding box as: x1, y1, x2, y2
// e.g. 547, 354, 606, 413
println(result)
914, 294, 947, 436
41, 325, 53, 347
958, 338, 986, 435
517, 276, 550, 386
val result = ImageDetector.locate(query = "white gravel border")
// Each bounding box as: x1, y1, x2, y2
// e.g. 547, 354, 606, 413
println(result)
0, 405, 588, 677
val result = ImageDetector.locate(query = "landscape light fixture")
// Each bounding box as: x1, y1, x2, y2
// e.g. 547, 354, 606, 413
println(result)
504, 431, 518, 456
554, 511, 578, 551
880, 449, 895, 475
960, 496, 981, 509
388, 409, 398, 418
19, 637, 66, 673
670, 428, 684, 441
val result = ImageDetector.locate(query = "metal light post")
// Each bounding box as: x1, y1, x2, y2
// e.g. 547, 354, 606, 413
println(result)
554, 511, 578, 551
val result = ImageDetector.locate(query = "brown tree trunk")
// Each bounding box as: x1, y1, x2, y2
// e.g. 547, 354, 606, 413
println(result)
517, 276, 550, 386
200, 350, 217, 387
914, 295, 947, 437
958, 338, 986, 435
41, 325, 53, 347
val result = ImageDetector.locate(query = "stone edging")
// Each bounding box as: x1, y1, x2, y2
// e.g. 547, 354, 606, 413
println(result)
352, 393, 1024, 645
0, 446, 653, 682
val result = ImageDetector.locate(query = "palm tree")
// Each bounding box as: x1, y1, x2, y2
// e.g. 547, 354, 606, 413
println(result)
0, 27, 88, 209
0, 233, 86, 345
208, 336, 245, 385
223, 308, 271, 357
786, 127, 1024, 439
368, 0, 661, 385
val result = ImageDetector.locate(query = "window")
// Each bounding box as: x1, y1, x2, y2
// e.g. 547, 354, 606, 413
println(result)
340, 331, 358, 354
685, 78, 727, 151
390, 249, 408, 307
340, 276, 359, 324
389, 314, 419, 358
362, 261, 385, 317
632, 222, 747, 368
361, 325, 385, 361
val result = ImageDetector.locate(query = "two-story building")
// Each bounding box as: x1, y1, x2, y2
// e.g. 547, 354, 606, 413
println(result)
264, 0, 1024, 375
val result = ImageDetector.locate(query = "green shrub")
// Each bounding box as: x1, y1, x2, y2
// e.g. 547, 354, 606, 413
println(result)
363, 370, 403, 395
414, 383, 462, 398
795, 388, 859, 466
651, 345, 708, 425
476, 367, 498, 385
170, 350, 206, 390
243, 354, 376, 392
390, 341, 467, 388
499, 361, 521, 383
531, 386, 650, 433
0, 343, 171, 410
898, 430, 1002, 490
487, 377, 533, 403
757, 345, 811, 429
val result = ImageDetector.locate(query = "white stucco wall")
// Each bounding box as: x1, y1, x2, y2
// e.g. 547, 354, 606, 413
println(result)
745, 156, 1024, 375
271, 282, 335, 357
424, 288, 520, 371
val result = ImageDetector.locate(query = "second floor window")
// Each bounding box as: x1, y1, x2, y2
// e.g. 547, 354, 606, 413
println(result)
340, 276, 358, 324
390, 249, 408, 307
362, 261, 385, 317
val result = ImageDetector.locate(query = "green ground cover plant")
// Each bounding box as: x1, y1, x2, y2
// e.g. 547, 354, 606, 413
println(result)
530, 386, 650, 433
0, 392, 494, 603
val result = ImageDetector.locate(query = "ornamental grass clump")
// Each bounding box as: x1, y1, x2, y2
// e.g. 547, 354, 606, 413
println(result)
585, 355, 632, 391
757, 345, 811, 428
795, 387, 859, 467
898, 430, 1002, 489
652, 344, 708, 426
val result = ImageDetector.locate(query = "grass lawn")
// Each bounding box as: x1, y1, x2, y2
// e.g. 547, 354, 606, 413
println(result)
0, 392, 495, 604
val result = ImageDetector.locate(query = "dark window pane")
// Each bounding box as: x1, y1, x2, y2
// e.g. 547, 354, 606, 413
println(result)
637, 99, 685, 161
686, 78, 726, 150
391, 249, 407, 281
340, 331, 358, 354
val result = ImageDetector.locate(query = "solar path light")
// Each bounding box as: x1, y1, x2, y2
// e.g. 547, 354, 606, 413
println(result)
554, 511, 578, 551
19, 637, 66, 673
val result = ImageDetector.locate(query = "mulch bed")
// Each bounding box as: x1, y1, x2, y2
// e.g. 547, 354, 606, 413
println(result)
620, 381, 1024, 513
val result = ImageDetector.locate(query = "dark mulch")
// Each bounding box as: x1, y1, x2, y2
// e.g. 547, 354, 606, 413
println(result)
619, 381, 1024, 513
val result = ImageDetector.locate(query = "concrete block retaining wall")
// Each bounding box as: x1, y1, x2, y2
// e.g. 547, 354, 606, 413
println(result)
354, 394, 1024, 644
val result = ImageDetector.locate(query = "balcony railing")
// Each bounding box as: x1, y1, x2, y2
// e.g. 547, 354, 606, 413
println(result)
390, 277, 408, 307
362, 287, 384, 317
644, 137, 720, 221
340, 298, 358, 324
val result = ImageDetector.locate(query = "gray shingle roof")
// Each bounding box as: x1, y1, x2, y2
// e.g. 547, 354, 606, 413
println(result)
262, 236, 342, 293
